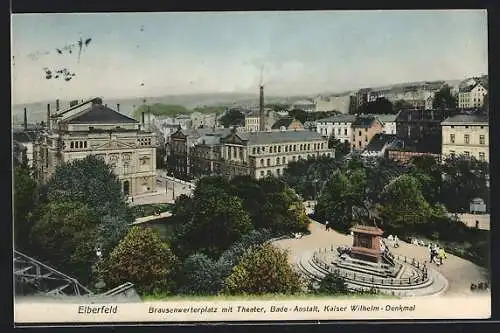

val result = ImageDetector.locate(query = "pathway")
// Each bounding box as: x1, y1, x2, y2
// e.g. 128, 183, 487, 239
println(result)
273, 219, 490, 298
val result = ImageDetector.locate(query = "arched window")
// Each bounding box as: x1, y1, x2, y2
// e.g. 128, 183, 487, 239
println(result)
260, 159, 264, 166
282, 156, 286, 164
276, 157, 280, 164
70, 142, 74, 149
267, 158, 271, 166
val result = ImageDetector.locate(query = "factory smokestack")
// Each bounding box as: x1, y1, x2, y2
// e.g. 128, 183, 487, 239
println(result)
46, 104, 51, 130
142, 111, 145, 124
259, 85, 265, 131
56, 99, 60, 111
23, 108, 28, 131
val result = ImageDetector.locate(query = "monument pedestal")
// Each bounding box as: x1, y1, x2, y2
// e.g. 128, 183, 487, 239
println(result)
350, 225, 384, 263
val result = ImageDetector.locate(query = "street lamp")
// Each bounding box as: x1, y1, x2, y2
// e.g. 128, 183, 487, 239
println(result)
94, 245, 106, 292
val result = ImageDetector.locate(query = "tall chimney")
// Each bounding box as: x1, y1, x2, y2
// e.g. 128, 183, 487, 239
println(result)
56, 99, 60, 111
142, 111, 145, 124
46, 104, 51, 130
117, 103, 120, 112
259, 85, 265, 131
23, 108, 28, 131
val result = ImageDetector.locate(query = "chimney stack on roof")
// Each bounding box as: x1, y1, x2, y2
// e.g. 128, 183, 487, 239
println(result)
117, 103, 120, 112
23, 108, 28, 131
142, 111, 145, 125
56, 99, 60, 111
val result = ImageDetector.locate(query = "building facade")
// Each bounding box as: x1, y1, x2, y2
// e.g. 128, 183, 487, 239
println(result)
458, 82, 488, 109
313, 95, 351, 114
376, 114, 398, 135
270, 117, 305, 131
441, 114, 489, 162
315, 114, 356, 143
33, 98, 157, 196
351, 116, 384, 151
219, 130, 332, 179
395, 109, 444, 153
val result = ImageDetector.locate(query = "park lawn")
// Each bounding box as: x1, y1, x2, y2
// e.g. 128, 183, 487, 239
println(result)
132, 203, 172, 219
141, 293, 397, 301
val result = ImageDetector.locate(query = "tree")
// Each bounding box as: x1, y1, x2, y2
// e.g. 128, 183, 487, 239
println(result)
288, 109, 308, 123
29, 201, 100, 284
316, 273, 348, 295
223, 243, 303, 295
440, 155, 489, 213
408, 155, 442, 205
102, 227, 178, 294
365, 158, 406, 203
14, 165, 39, 251
377, 175, 431, 235
173, 191, 253, 259
393, 99, 412, 112
359, 97, 395, 115
219, 109, 245, 128
175, 253, 224, 295
328, 137, 350, 159
46, 155, 133, 251
432, 84, 457, 110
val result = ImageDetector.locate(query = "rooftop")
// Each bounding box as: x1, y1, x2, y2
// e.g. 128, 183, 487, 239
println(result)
364, 133, 399, 152
352, 116, 377, 128
316, 114, 357, 123
271, 117, 301, 129
442, 113, 489, 125
62, 99, 138, 124
230, 130, 326, 145
396, 109, 445, 122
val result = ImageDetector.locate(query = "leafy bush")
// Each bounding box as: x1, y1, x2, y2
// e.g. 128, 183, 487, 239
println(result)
316, 273, 348, 295
223, 244, 303, 295
175, 253, 224, 295
102, 227, 178, 294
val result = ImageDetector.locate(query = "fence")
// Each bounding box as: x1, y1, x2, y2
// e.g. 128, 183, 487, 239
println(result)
311, 246, 429, 287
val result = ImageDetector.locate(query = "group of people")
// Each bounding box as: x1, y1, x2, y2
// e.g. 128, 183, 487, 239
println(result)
386, 234, 400, 248
429, 243, 447, 265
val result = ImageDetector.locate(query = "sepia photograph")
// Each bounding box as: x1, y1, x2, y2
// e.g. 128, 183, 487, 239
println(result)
11, 9, 490, 324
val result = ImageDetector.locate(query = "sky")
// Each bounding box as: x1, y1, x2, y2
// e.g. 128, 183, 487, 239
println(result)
11, 10, 488, 104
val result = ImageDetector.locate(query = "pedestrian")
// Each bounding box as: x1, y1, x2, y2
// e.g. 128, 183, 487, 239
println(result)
439, 247, 447, 261
429, 244, 435, 263
325, 221, 330, 231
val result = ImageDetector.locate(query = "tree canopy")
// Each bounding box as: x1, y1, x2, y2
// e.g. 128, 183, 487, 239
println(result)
223, 243, 303, 295
219, 109, 245, 127
14, 164, 39, 251
102, 227, 178, 294
432, 84, 457, 109
358, 97, 395, 115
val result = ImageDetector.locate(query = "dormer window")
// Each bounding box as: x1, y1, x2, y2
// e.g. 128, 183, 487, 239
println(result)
89, 126, 95, 131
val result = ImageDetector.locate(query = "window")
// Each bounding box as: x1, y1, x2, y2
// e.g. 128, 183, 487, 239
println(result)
365, 136, 368, 142
338, 128, 341, 135
358, 141, 361, 147
464, 134, 470, 144
70, 142, 74, 149
450, 150, 455, 157
450, 134, 455, 143
465, 126, 469, 129
89, 126, 95, 131
365, 128, 368, 132
293, 145, 297, 151
277, 169, 281, 176
282, 156, 286, 163
260, 171, 265, 177
344, 129, 347, 135
252, 147, 256, 154
267, 170, 272, 176
451, 126, 454, 129
358, 131, 362, 136
285, 146, 288, 153
260, 159, 264, 166
84, 141, 87, 148
267, 158, 270, 166
321, 143, 324, 149
278, 146, 281, 153
276, 157, 280, 164
464, 151, 470, 157
479, 152, 485, 161
480, 135, 485, 145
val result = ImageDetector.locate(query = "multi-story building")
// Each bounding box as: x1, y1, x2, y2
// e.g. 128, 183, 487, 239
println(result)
33, 97, 157, 196
189, 128, 232, 177
245, 113, 261, 132
441, 114, 489, 162
218, 130, 332, 179
190, 112, 218, 129
351, 116, 384, 151
458, 78, 488, 109
315, 114, 357, 143
313, 95, 351, 114
395, 109, 445, 153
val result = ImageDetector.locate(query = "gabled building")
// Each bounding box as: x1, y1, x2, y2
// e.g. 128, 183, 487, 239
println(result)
351, 116, 384, 151
189, 128, 232, 177
395, 109, 444, 148
33, 97, 157, 196
361, 133, 403, 158
375, 113, 399, 135
441, 113, 489, 162
458, 80, 488, 109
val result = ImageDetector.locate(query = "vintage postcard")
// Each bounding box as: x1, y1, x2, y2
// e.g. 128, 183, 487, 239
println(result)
12, 10, 490, 325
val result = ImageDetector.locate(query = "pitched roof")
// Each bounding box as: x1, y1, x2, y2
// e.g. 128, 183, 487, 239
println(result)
364, 133, 399, 152
316, 114, 357, 123
396, 109, 445, 122
63, 102, 138, 124
271, 117, 300, 129
373, 113, 398, 123
441, 113, 489, 125
232, 130, 326, 145
352, 116, 377, 128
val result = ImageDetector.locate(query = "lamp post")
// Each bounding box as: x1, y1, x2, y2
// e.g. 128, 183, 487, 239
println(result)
94, 245, 106, 293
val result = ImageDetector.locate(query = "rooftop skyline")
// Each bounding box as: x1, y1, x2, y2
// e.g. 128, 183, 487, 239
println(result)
11, 10, 488, 104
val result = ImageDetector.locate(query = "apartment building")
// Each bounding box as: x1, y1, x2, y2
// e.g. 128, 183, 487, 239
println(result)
315, 114, 356, 143
458, 80, 488, 109
351, 116, 384, 151
441, 114, 489, 163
